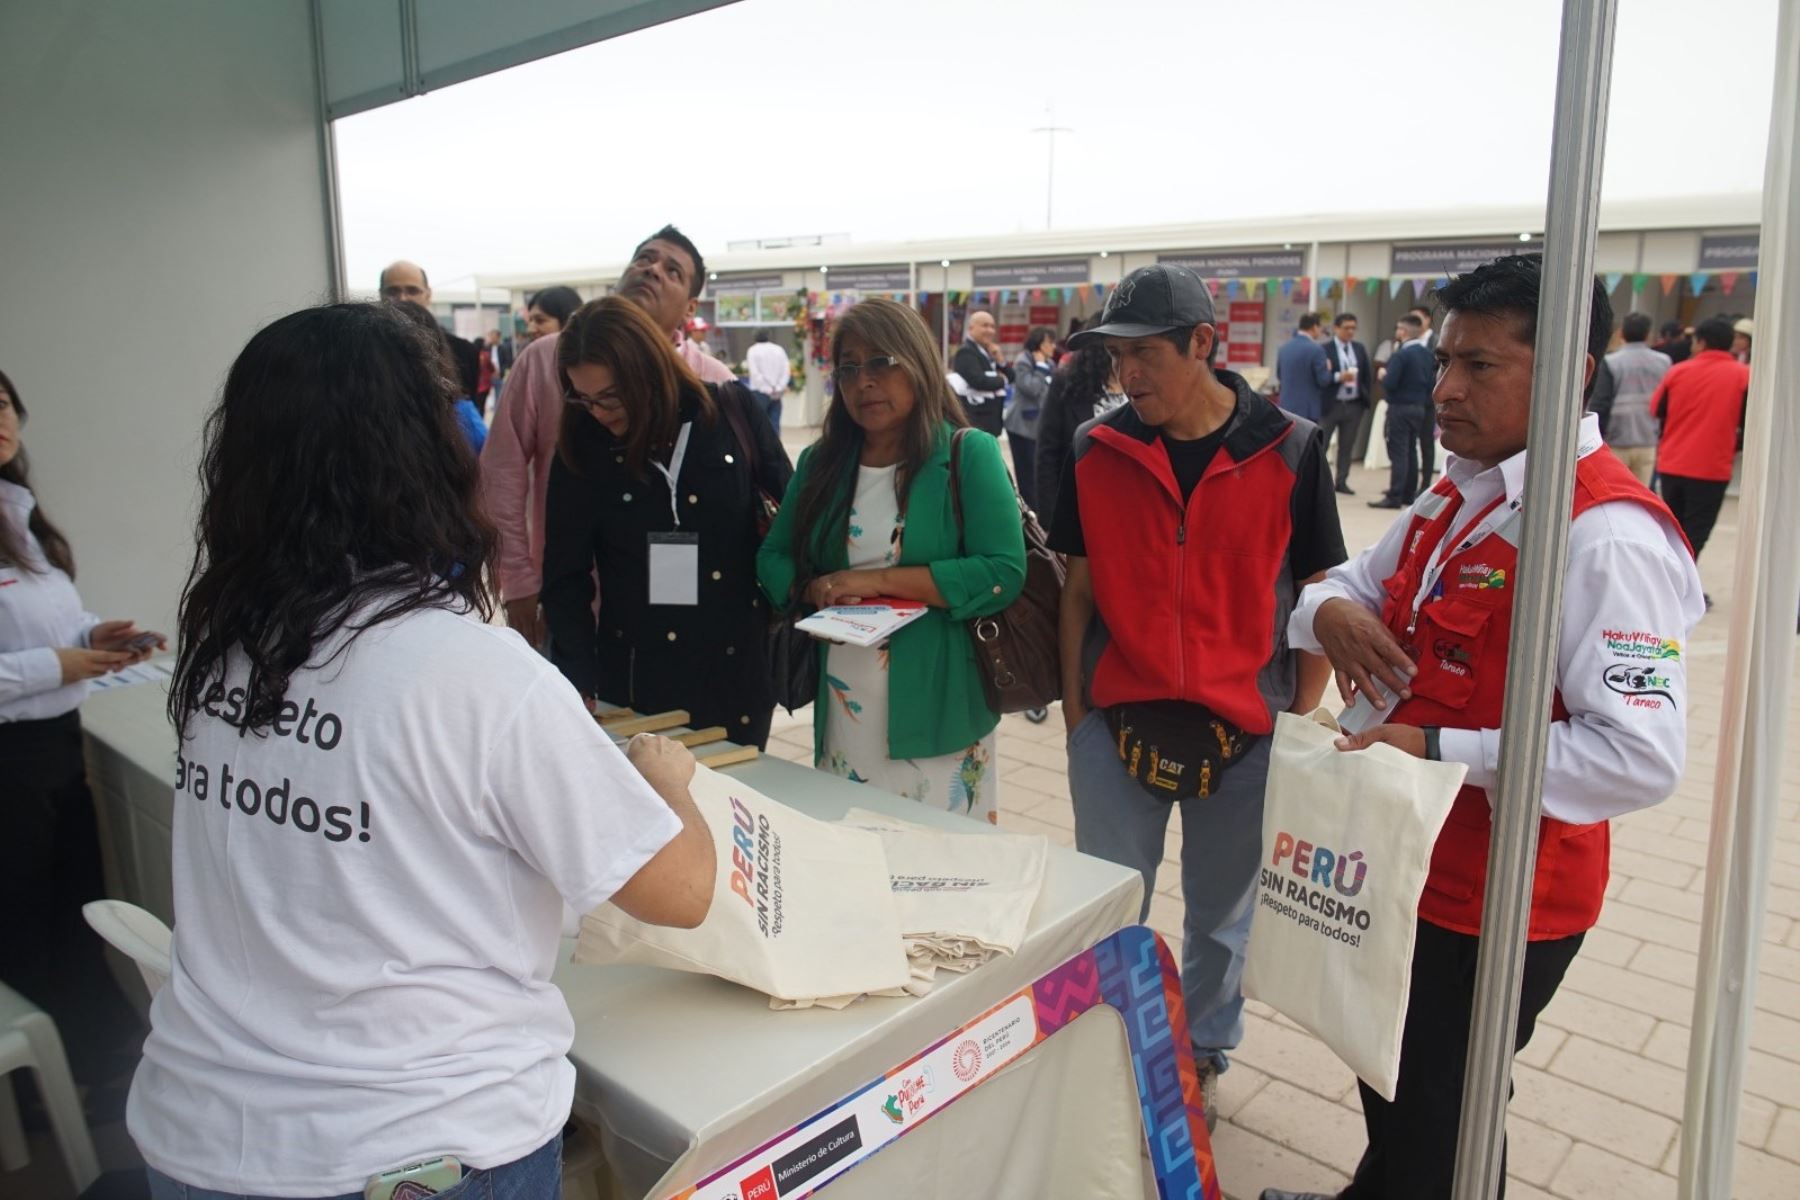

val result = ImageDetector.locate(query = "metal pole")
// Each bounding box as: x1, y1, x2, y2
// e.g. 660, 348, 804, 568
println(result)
1030, 117, 1072, 231
1450, 1, 1617, 1197
1679, 4, 1800, 1194
307, 0, 348, 301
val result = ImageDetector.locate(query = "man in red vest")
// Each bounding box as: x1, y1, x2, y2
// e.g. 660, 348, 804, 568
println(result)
1260, 254, 1704, 1200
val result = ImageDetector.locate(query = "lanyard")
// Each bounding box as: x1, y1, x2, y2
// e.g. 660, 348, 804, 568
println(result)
1406, 492, 1513, 635
1404, 433, 1603, 634
651, 422, 693, 529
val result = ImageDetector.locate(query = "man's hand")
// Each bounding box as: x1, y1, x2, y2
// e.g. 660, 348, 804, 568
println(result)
57, 647, 135, 685
1334, 724, 1427, 758
1312, 596, 1417, 709
627, 733, 697, 794
505, 596, 543, 647
1062, 696, 1088, 735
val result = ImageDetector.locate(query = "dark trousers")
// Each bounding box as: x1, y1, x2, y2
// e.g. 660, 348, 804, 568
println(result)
1660, 474, 1730, 559
0, 713, 144, 1083
963, 395, 1004, 438
1008, 433, 1039, 516
1319, 398, 1370, 486
1383, 403, 1433, 502
1341, 920, 1583, 1200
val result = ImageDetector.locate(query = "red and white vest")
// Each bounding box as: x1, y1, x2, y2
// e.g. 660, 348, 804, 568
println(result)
1379, 448, 1687, 940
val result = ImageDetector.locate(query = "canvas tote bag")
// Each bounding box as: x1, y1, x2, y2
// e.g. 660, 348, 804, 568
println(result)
1242, 710, 1466, 1099
573, 765, 912, 1003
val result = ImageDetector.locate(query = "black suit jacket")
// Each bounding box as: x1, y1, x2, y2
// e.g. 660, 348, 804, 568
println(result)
1323, 338, 1372, 404
953, 340, 1011, 394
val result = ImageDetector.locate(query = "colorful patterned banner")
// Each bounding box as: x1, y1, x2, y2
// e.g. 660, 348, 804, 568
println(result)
669, 926, 1218, 1200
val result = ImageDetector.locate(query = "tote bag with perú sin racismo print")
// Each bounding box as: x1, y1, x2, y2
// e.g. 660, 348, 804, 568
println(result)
1242, 710, 1466, 1100
573, 765, 912, 1004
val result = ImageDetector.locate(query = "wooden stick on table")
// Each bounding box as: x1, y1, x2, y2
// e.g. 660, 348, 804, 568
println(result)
670, 726, 728, 749
601, 710, 691, 737
593, 707, 636, 725
697, 745, 759, 769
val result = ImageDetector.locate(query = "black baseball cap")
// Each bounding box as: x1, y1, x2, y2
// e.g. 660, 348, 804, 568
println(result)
1070, 264, 1216, 346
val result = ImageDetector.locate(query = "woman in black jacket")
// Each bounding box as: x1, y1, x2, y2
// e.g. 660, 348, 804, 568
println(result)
1035, 338, 1126, 527
542, 298, 792, 747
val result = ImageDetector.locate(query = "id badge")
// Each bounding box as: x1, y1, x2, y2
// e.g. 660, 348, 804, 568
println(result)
648, 532, 700, 606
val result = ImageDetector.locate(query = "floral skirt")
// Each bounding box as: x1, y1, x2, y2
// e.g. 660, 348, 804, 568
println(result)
819, 642, 998, 824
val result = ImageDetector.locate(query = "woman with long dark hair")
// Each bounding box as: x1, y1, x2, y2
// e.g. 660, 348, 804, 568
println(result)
541, 297, 792, 746
1036, 335, 1127, 527
0, 367, 159, 1088
131, 303, 714, 1199
757, 299, 1025, 823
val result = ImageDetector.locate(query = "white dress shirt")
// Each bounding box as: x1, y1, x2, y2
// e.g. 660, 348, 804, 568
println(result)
1335, 338, 1360, 399
1288, 414, 1705, 825
745, 341, 792, 397
0, 479, 98, 722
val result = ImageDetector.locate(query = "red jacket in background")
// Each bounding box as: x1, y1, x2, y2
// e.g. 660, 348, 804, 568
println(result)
1651, 349, 1749, 481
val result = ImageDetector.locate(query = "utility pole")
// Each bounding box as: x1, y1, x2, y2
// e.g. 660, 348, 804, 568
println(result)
1030, 109, 1072, 229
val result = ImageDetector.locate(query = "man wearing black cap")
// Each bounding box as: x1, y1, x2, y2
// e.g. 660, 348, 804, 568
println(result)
1049, 263, 1346, 1122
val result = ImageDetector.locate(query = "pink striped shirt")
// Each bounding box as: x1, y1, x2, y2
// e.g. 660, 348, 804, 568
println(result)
480, 330, 737, 601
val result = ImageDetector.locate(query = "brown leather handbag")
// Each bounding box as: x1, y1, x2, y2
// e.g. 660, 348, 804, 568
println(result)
948, 428, 1066, 714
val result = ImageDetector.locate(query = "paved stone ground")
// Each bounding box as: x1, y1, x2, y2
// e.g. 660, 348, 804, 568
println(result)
767, 431, 1800, 1200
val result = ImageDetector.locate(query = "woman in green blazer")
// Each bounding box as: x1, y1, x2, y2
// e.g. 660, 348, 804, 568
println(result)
758, 299, 1026, 822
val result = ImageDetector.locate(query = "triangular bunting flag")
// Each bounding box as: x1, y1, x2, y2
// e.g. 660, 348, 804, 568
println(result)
1720, 273, 1739, 295
1364, 278, 1379, 296
1750, 271, 1759, 288
1319, 278, 1336, 297
1631, 273, 1649, 293
1282, 278, 1295, 297
1225, 279, 1240, 299
1389, 278, 1407, 299
1660, 274, 1678, 295
1604, 272, 1623, 293
1689, 272, 1710, 295
1345, 277, 1360, 294
1093, 283, 1104, 300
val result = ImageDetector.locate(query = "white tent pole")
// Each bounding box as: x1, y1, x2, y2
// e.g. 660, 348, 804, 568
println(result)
1450, 1, 1617, 1196
1678, 3, 1800, 1194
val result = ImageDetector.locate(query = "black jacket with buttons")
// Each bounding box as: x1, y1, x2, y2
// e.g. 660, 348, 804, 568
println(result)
542, 383, 794, 747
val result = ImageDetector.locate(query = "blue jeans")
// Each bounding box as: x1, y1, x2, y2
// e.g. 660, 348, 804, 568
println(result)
146, 1134, 563, 1200
763, 392, 783, 433
1067, 709, 1270, 1073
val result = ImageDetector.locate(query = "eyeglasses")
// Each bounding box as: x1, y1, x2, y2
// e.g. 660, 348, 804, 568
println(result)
563, 389, 625, 413
832, 356, 900, 389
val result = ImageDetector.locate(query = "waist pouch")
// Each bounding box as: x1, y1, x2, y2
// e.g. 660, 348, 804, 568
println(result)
1105, 700, 1259, 802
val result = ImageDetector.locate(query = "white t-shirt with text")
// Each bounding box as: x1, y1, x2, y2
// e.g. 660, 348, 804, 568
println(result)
128, 604, 681, 1195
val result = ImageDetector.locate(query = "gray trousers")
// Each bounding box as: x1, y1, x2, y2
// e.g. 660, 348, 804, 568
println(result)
1067, 709, 1270, 1072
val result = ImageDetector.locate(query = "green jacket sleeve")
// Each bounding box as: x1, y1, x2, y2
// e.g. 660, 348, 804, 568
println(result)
757, 444, 811, 612
929, 431, 1028, 621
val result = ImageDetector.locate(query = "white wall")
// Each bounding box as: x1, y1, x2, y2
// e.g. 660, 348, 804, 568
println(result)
0, 0, 331, 633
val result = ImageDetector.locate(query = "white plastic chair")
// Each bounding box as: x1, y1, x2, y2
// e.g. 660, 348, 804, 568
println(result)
0, 983, 101, 1193
82, 900, 172, 996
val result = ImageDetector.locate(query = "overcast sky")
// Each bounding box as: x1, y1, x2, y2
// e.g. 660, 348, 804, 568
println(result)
335, 0, 1779, 291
